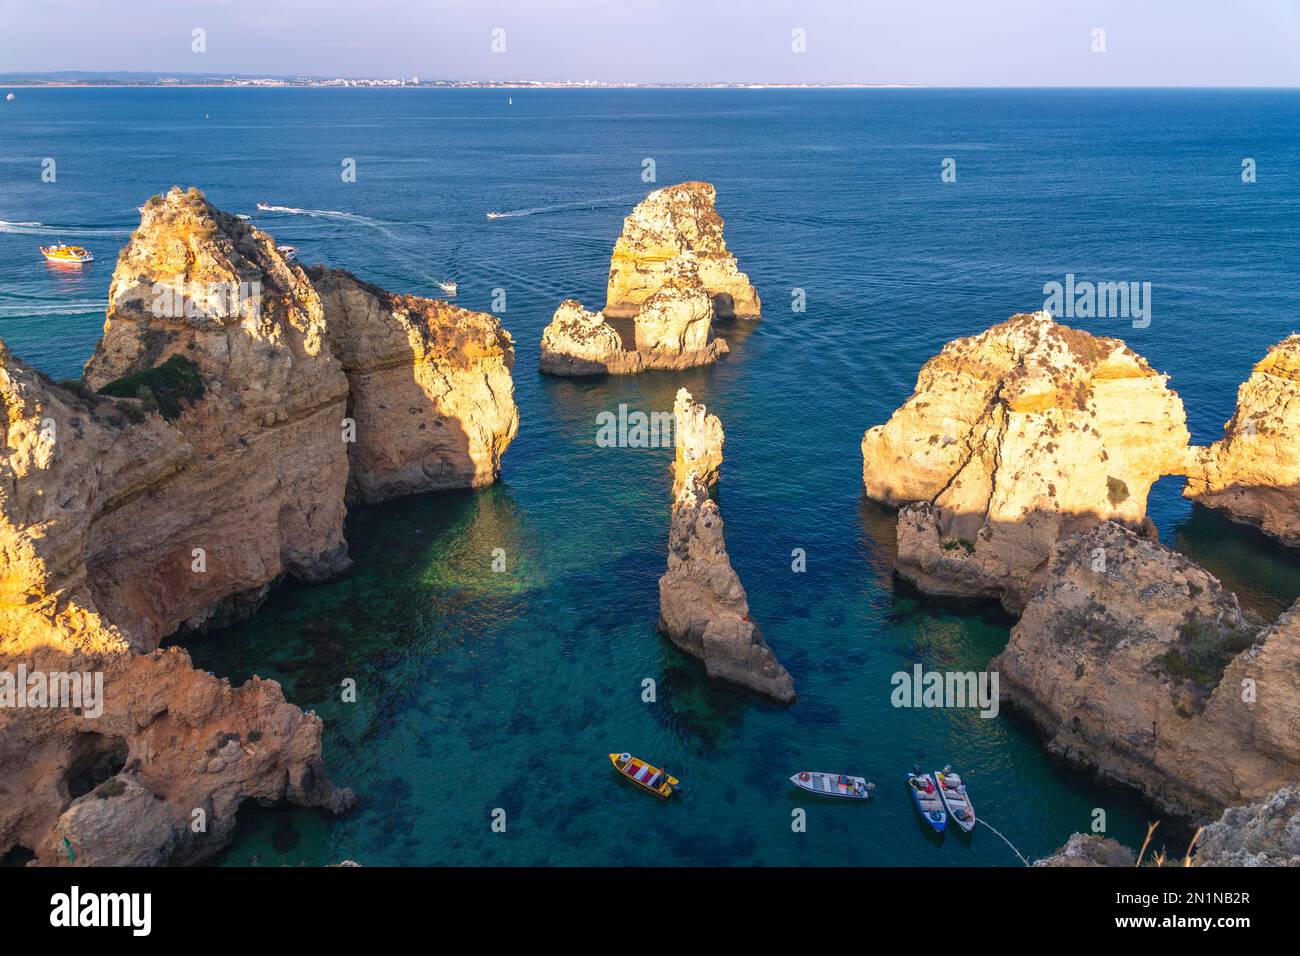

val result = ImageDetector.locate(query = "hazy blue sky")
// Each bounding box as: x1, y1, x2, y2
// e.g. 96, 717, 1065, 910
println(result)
2, 0, 1298, 86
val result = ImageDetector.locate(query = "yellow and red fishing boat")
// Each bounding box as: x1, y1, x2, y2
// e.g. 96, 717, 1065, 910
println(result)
40, 244, 93, 264
610, 752, 680, 798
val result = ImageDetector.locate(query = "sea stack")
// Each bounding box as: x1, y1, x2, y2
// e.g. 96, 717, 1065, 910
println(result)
861, 311, 1189, 611
1185, 334, 1300, 548
0, 186, 519, 866
992, 521, 1300, 820
539, 182, 750, 376
605, 181, 759, 319
657, 389, 795, 703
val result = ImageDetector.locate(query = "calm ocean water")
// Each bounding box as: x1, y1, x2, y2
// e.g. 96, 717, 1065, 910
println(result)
3, 88, 1299, 865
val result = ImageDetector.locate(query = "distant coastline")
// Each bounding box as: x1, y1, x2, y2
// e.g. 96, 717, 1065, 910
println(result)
0, 72, 908, 90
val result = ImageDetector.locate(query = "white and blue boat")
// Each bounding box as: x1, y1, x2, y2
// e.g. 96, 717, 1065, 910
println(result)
934, 766, 975, 832
790, 771, 875, 800
907, 769, 947, 833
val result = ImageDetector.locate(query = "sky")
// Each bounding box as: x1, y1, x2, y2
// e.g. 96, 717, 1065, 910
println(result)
1, 0, 1298, 86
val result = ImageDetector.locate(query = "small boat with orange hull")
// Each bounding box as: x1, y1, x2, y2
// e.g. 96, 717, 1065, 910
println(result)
40, 244, 93, 264
610, 752, 680, 798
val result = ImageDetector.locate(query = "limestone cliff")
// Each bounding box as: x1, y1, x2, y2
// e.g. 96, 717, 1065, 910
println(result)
657, 389, 794, 702
1186, 334, 1300, 548
0, 186, 518, 866
539, 300, 644, 376
82, 188, 352, 646
1194, 786, 1300, 866
1034, 834, 1136, 867
605, 182, 759, 320
308, 266, 518, 502
1037, 786, 1300, 867
992, 521, 1300, 820
0, 345, 351, 865
862, 311, 1189, 611
539, 285, 728, 377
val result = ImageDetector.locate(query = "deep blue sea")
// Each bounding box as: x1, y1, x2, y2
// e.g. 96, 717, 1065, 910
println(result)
2, 88, 1299, 866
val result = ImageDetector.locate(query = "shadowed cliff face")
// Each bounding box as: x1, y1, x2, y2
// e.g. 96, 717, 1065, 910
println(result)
657, 389, 795, 703
0, 186, 518, 866
993, 521, 1300, 820
862, 310, 1190, 611
0, 344, 352, 866
82, 187, 353, 647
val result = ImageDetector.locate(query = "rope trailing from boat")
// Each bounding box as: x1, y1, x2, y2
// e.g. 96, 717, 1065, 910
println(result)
977, 818, 1030, 867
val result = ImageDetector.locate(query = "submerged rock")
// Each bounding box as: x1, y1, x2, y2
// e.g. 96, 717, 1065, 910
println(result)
993, 521, 1300, 820
605, 181, 759, 320
657, 390, 794, 703
1186, 334, 1300, 548
862, 311, 1189, 611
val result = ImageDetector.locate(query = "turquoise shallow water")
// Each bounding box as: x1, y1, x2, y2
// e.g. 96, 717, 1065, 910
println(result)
2, 88, 1299, 865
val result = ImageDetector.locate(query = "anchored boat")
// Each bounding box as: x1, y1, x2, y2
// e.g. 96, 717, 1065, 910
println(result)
935, 766, 975, 832
790, 771, 875, 800
907, 769, 947, 833
40, 244, 93, 264
610, 752, 679, 799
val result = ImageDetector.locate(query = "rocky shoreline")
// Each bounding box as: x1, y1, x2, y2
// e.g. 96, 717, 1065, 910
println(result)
0, 187, 518, 865
864, 310, 1300, 839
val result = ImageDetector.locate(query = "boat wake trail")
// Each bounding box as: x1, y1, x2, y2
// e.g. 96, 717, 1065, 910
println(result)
486, 193, 644, 220
255, 204, 387, 226
0, 220, 131, 238
976, 818, 1031, 867
0, 298, 108, 319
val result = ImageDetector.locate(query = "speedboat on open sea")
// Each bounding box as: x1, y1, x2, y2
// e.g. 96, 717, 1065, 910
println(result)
485, 211, 506, 219
438, 279, 457, 295
256, 202, 272, 211
790, 771, 875, 800
40, 244, 93, 264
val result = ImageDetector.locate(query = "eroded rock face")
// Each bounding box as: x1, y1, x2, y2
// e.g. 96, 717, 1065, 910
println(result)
605, 181, 759, 320
83, 188, 352, 646
1195, 786, 1300, 866
0, 186, 518, 865
657, 390, 794, 703
993, 521, 1300, 820
539, 300, 643, 376
1186, 335, 1300, 548
1034, 833, 1137, 867
672, 386, 724, 495
539, 285, 728, 377
309, 266, 518, 502
862, 311, 1189, 611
